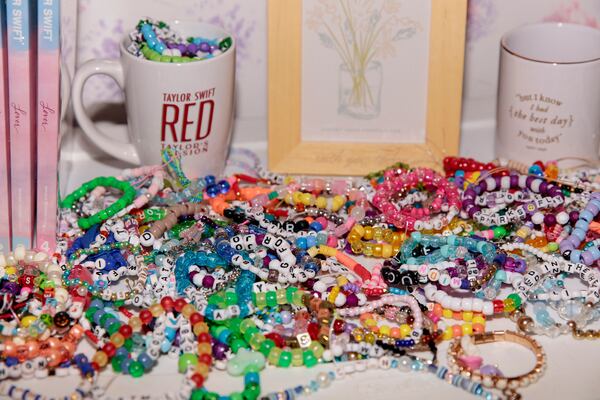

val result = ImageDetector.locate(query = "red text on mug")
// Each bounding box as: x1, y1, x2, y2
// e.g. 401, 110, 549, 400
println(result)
161, 88, 216, 142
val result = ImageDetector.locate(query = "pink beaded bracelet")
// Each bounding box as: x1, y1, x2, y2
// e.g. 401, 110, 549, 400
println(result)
372, 168, 461, 230
338, 294, 424, 338
90, 166, 165, 211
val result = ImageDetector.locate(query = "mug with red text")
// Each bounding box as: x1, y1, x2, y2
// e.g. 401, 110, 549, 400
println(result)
72, 21, 235, 178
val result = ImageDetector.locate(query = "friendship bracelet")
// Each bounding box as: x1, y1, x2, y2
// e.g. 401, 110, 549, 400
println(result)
462, 174, 564, 227
61, 177, 137, 230
448, 330, 546, 397
338, 294, 423, 338
308, 245, 371, 282
373, 168, 461, 231
90, 166, 165, 212
18, 151, 600, 400
346, 224, 406, 258
144, 203, 207, 244
559, 192, 600, 265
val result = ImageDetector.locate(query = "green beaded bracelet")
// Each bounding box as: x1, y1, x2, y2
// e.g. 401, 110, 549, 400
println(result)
60, 176, 137, 229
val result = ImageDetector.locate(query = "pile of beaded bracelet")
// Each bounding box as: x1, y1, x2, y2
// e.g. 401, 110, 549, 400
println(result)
529, 301, 598, 338
307, 245, 371, 283
0, 375, 94, 400
0, 246, 71, 336
238, 205, 342, 248
427, 252, 598, 319
87, 296, 212, 394
560, 166, 600, 191
231, 230, 322, 284
477, 265, 524, 301
285, 176, 363, 199
208, 288, 332, 369
511, 302, 600, 340
396, 254, 496, 293
253, 306, 298, 337
174, 249, 230, 291
62, 241, 141, 298
303, 207, 348, 228
0, 324, 85, 375
424, 284, 518, 316
511, 305, 574, 338
322, 353, 503, 400
372, 168, 461, 230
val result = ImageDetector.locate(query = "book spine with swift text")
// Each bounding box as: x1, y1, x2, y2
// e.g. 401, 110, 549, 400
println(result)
7, 0, 36, 248
0, 0, 10, 251
35, 0, 59, 251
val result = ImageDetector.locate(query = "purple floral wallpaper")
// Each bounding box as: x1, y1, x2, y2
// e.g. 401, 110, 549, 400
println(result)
466, 0, 497, 43
183, 1, 258, 65
80, 18, 126, 104
543, 0, 599, 28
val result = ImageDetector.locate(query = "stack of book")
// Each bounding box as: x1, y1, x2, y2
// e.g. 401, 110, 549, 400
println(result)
0, 0, 62, 251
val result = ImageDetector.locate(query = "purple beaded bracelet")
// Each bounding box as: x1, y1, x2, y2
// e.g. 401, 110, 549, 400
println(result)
462, 174, 564, 227
559, 192, 600, 265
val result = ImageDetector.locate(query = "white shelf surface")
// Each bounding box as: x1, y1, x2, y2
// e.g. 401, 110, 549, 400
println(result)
61, 115, 496, 193
32, 117, 600, 400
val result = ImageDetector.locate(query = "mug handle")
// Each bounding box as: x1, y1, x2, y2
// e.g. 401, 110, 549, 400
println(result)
71, 59, 141, 164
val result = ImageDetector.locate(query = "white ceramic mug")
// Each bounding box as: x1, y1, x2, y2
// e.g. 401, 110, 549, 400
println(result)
496, 23, 600, 164
72, 21, 236, 178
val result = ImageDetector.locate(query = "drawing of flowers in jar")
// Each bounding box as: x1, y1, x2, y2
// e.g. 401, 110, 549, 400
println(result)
307, 0, 420, 119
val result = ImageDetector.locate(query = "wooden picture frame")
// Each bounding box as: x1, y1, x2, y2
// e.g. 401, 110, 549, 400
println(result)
268, 0, 467, 175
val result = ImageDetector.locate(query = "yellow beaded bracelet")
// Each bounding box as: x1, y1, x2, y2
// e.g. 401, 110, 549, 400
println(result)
346, 224, 407, 258
283, 191, 347, 212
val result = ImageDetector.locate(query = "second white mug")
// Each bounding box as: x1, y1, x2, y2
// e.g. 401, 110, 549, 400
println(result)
496, 22, 600, 165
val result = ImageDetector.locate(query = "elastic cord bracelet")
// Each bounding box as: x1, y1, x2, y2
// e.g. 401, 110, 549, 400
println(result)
559, 192, 600, 265
308, 245, 371, 282
372, 168, 461, 231
462, 174, 564, 226
144, 203, 208, 244
90, 166, 165, 211
60, 177, 137, 230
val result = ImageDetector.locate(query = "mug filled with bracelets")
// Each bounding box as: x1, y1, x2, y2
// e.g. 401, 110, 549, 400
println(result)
72, 18, 236, 180
3, 155, 600, 400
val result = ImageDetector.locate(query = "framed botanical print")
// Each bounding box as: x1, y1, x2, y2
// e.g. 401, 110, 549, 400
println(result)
268, 0, 467, 175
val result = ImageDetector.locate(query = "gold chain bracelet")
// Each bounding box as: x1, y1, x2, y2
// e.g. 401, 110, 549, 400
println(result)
448, 330, 546, 400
